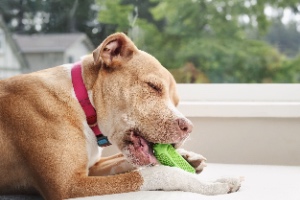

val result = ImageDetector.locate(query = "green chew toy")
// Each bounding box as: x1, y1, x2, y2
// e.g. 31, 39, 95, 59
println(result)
153, 143, 195, 173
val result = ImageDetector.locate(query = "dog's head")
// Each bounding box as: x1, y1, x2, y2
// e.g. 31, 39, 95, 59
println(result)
91, 33, 193, 167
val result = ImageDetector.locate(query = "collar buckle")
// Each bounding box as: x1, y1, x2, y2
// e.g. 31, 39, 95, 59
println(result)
97, 135, 111, 147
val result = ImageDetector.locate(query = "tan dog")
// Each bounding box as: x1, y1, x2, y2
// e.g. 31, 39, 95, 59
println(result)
0, 33, 241, 199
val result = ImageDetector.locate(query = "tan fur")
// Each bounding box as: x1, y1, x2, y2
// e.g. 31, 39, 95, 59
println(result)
89, 153, 136, 176
0, 33, 195, 199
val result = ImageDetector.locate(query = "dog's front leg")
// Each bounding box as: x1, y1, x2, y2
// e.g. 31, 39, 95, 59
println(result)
42, 167, 240, 199
89, 153, 136, 176
139, 165, 242, 195
72, 166, 242, 198
33, 160, 240, 199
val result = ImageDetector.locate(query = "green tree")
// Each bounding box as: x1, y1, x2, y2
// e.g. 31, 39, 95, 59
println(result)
96, 0, 296, 83
0, 0, 101, 45
0, 0, 46, 33
274, 54, 300, 82
264, 21, 300, 58
1, 0, 299, 83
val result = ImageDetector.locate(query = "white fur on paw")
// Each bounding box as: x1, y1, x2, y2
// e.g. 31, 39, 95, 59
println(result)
176, 149, 207, 173
215, 177, 243, 193
139, 166, 234, 195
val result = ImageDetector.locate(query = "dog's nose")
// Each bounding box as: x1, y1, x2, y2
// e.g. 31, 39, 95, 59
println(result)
176, 118, 193, 134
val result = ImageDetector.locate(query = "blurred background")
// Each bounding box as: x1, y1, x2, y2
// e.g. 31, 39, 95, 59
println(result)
0, 0, 300, 83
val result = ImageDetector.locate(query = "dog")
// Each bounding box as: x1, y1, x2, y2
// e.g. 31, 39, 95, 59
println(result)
0, 32, 241, 199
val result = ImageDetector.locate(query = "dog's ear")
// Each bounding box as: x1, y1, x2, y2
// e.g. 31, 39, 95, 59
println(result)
93, 32, 137, 67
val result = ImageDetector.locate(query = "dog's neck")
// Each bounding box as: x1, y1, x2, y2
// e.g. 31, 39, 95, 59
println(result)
80, 55, 101, 91
71, 59, 111, 147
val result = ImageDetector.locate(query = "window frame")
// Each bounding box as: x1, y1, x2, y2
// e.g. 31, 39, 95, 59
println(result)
177, 84, 300, 118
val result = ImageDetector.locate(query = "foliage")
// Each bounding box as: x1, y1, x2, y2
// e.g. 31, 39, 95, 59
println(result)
1, 0, 300, 83
264, 21, 300, 58
95, 0, 298, 83
274, 54, 300, 83
0, 0, 101, 45
97, 0, 133, 31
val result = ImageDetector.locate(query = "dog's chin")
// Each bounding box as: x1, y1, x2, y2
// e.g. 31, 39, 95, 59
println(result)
122, 129, 158, 167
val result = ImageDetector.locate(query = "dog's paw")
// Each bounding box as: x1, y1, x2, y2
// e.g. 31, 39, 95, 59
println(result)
176, 148, 207, 174
215, 177, 244, 193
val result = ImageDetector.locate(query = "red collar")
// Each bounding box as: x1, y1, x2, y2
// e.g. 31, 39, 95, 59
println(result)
71, 62, 111, 147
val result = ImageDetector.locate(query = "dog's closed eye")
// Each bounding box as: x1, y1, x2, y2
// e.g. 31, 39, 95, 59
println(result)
147, 82, 162, 93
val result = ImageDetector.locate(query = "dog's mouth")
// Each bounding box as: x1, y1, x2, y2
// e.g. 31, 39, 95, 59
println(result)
123, 129, 159, 167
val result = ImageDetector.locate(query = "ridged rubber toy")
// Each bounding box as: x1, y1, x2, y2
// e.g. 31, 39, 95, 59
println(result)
153, 143, 196, 173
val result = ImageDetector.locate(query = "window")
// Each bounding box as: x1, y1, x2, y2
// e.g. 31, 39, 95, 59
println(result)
177, 84, 300, 118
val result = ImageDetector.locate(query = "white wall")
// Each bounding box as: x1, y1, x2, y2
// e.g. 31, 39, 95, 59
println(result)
65, 39, 92, 64
183, 117, 300, 166
176, 84, 300, 166
22, 52, 64, 73
22, 39, 92, 73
